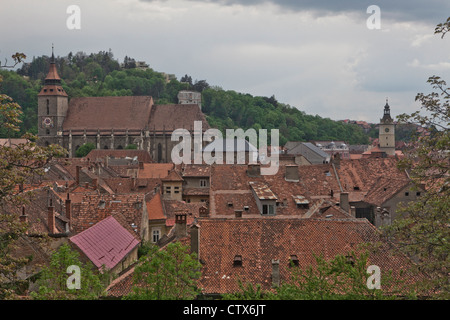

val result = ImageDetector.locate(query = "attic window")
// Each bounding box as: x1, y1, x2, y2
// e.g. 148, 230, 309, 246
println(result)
405, 192, 409, 196
98, 200, 106, 209
353, 186, 360, 191
227, 202, 233, 207
244, 206, 249, 211
324, 171, 332, 177
289, 255, 299, 267
233, 255, 242, 267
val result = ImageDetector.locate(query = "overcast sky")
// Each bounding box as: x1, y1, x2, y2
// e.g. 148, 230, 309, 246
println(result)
1, 0, 450, 123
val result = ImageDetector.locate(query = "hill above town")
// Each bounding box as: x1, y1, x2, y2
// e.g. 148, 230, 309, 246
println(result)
0, 50, 414, 144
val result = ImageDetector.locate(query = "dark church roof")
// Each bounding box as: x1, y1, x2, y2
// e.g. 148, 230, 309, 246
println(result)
148, 104, 209, 132
62, 96, 153, 133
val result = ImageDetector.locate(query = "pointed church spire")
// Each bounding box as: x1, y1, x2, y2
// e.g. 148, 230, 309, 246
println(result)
381, 98, 393, 123
51, 43, 55, 63
37, 46, 68, 97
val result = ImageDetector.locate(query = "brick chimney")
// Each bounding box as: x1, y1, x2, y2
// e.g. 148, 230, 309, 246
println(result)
340, 192, 350, 213
285, 165, 299, 181
190, 223, 200, 261
75, 166, 80, 185
65, 193, 71, 223
174, 213, 187, 239
246, 164, 260, 177
19, 206, 27, 223
272, 259, 280, 288
48, 198, 55, 234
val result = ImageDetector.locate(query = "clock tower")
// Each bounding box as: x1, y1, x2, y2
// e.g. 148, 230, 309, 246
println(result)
37, 47, 68, 147
378, 99, 395, 156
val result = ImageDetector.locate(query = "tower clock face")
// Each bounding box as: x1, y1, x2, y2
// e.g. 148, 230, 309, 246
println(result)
42, 117, 54, 128
384, 127, 390, 133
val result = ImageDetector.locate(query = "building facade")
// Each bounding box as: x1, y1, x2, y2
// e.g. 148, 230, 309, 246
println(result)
37, 53, 209, 161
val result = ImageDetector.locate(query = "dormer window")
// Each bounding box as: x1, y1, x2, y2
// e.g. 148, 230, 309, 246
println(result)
262, 204, 275, 215
233, 255, 242, 267
289, 255, 299, 267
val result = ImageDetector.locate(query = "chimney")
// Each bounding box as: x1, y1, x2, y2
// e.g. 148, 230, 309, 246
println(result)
190, 223, 200, 261
19, 206, 27, 223
271, 259, 280, 288
174, 213, 187, 238
340, 192, 350, 213
285, 165, 299, 181
92, 178, 98, 190
246, 164, 260, 177
139, 161, 144, 169
131, 177, 136, 191
75, 166, 80, 185
48, 198, 55, 234
65, 193, 71, 222
234, 209, 243, 218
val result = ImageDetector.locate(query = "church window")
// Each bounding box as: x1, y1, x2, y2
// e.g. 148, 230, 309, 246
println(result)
46, 129, 50, 135
46, 100, 49, 115
157, 143, 162, 163
200, 179, 207, 187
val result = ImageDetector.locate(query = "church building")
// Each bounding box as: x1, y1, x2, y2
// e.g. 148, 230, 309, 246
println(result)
37, 51, 209, 162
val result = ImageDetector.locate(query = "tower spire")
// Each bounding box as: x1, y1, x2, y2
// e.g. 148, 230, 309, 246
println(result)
50, 44, 55, 64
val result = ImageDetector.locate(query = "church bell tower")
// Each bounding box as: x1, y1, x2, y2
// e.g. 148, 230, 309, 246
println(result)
378, 99, 395, 156
37, 46, 68, 147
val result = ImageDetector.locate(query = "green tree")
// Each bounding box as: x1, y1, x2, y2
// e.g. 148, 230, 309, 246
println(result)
382, 18, 450, 300
1, 52, 66, 299
75, 142, 96, 157
30, 244, 109, 300
125, 242, 201, 300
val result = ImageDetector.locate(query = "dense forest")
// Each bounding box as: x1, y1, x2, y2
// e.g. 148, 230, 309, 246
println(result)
0, 50, 399, 145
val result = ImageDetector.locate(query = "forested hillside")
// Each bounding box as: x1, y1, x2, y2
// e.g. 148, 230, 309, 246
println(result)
0, 50, 372, 145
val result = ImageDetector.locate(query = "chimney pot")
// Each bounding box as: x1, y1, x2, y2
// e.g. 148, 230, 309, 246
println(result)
48, 203, 55, 234
285, 165, 299, 181
340, 192, 350, 213
272, 259, 280, 287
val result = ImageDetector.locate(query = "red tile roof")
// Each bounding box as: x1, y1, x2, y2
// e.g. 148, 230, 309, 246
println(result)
195, 217, 418, 294
70, 216, 140, 270
138, 163, 173, 179
62, 96, 153, 132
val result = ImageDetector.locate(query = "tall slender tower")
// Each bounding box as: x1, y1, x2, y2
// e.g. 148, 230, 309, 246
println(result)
378, 99, 395, 156
37, 47, 68, 147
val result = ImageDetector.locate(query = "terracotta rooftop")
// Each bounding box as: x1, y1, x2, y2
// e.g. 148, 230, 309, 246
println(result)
147, 192, 165, 221
195, 217, 418, 294
138, 163, 173, 179
363, 177, 412, 206
70, 193, 145, 238
70, 216, 140, 270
